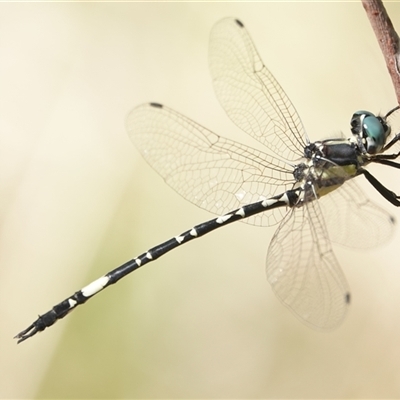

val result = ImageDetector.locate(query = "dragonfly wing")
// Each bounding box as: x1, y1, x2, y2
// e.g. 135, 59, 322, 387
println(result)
319, 179, 396, 249
266, 195, 350, 329
209, 18, 306, 161
127, 103, 295, 226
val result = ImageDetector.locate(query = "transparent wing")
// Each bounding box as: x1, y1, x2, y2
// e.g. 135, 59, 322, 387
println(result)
319, 179, 396, 249
209, 18, 307, 161
266, 193, 350, 329
127, 103, 295, 226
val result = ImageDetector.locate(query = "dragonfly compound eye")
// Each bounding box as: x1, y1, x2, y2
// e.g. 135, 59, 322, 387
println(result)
351, 111, 390, 154
363, 115, 390, 154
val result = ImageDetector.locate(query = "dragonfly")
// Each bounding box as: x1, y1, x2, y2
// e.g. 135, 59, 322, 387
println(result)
15, 18, 400, 343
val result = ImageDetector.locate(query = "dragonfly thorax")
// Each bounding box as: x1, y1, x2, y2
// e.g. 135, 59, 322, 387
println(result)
293, 139, 363, 198
313, 139, 360, 167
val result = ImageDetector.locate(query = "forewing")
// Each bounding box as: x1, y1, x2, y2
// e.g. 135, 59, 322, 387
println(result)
319, 179, 396, 249
209, 18, 306, 161
127, 103, 295, 226
266, 197, 350, 329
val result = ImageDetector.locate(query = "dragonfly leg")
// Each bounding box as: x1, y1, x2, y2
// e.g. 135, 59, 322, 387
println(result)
371, 158, 400, 169
361, 168, 400, 206
383, 132, 400, 152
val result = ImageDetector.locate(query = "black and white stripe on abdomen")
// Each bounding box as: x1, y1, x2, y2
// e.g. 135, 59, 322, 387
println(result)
15, 189, 299, 343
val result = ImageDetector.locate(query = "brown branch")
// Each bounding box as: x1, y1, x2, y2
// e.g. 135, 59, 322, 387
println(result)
362, 0, 400, 104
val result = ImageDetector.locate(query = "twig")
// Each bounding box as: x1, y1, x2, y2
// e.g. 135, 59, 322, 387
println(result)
362, 0, 400, 104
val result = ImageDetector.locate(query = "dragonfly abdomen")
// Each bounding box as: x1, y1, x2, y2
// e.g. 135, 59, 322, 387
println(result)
14, 188, 300, 343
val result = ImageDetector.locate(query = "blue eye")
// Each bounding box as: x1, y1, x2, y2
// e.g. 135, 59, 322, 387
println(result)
363, 115, 388, 153
351, 110, 390, 153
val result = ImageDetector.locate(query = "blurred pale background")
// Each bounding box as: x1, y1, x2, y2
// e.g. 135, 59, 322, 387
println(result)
2, 2, 400, 398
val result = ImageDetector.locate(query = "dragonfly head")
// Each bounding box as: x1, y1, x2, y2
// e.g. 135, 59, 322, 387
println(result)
350, 110, 390, 154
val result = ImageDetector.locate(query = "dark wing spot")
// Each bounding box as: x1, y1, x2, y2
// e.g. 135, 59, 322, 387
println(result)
345, 292, 351, 304
150, 102, 163, 108
235, 19, 244, 28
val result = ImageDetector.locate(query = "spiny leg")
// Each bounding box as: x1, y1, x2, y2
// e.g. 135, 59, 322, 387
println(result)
383, 132, 400, 152
361, 168, 400, 206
